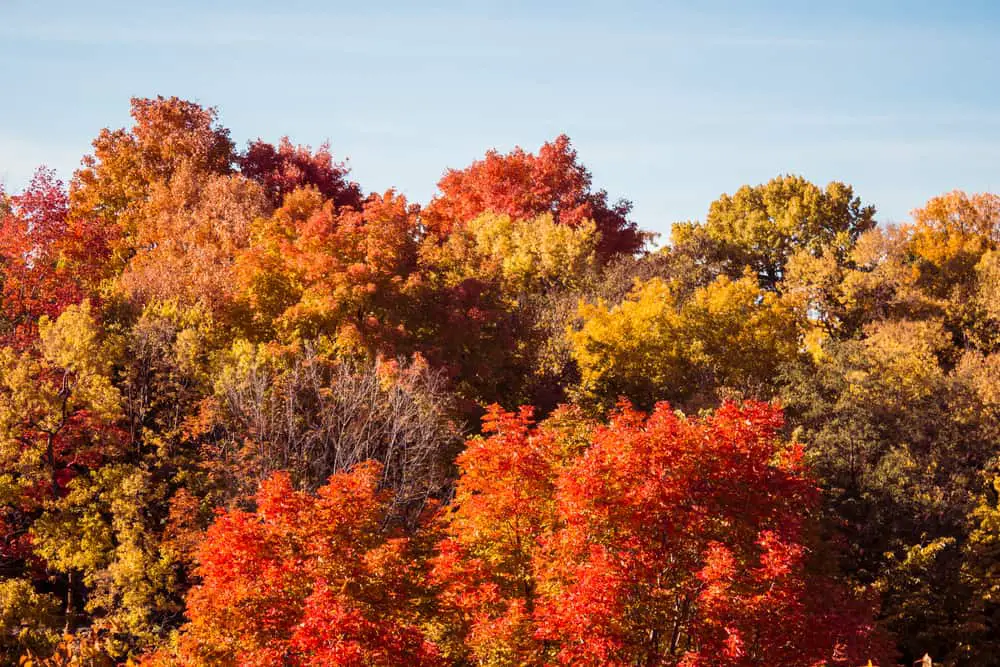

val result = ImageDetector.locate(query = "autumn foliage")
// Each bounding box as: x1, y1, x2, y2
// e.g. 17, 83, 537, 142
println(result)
430, 402, 888, 666
167, 463, 439, 666
423, 135, 644, 259
2, 96, 999, 665
0, 169, 101, 349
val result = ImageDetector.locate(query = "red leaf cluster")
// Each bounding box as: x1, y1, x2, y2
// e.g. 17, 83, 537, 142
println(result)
172, 402, 889, 665
424, 135, 643, 259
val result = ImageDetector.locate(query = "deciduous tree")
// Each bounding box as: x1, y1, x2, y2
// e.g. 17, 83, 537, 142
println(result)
423, 135, 643, 259
570, 274, 800, 411
164, 463, 441, 666
434, 401, 889, 665
671, 175, 876, 291
0, 169, 85, 349
239, 137, 362, 210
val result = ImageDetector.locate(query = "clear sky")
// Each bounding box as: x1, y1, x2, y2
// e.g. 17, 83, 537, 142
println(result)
1, 0, 998, 239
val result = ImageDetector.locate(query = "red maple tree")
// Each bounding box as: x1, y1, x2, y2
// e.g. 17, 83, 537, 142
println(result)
423, 135, 643, 259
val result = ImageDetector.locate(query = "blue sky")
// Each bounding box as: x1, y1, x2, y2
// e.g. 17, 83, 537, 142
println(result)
1, 0, 998, 239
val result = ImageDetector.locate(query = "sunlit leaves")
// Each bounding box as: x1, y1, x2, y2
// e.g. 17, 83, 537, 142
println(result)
433, 401, 887, 665
424, 134, 643, 259
672, 175, 876, 290
0, 301, 122, 498
423, 212, 599, 296
0, 168, 87, 349
70, 96, 236, 240
909, 191, 1000, 294
0, 579, 60, 659
236, 188, 422, 354
3, 93, 999, 665
168, 464, 441, 666
570, 274, 801, 411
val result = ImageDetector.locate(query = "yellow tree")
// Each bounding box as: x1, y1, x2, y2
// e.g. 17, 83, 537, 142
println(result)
909, 191, 1000, 294
569, 274, 801, 411
671, 175, 876, 291
0, 301, 123, 638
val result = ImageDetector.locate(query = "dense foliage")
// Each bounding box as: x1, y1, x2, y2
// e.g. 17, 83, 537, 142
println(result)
1, 96, 997, 665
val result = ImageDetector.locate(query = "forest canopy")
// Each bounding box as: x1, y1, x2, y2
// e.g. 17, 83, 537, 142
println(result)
0, 96, 998, 666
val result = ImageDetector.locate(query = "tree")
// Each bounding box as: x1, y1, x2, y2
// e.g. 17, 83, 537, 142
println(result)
11, 95, 1000, 664
0, 301, 122, 505
909, 191, 1000, 295
236, 188, 423, 354
905, 192, 1000, 354
31, 464, 184, 655
0, 169, 85, 349
520, 247, 718, 413
671, 175, 876, 291
213, 342, 462, 523
959, 477, 1000, 664
423, 135, 643, 259
163, 463, 441, 666
0, 301, 124, 640
974, 250, 1000, 351
418, 211, 601, 409
569, 278, 690, 411
235, 188, 532, 408
25, 300, 235, 658
434, 401, 889, 665
569, 274, 801, 411
780, 321, 1000, 664
430, 405, 568, 664
421, 212, 599, 298
116, 165, 269, 316
69, 96, 237, 273
543, 401, 889, 666
781, 226, 941, 341
0, 578, 61, 659
239, 137, 363, 210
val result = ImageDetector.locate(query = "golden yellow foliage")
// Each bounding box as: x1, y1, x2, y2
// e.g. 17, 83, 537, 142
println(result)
570, 273, 801, 409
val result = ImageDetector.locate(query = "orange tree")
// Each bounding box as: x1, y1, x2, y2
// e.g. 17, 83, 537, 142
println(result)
433, 401, 892, 666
